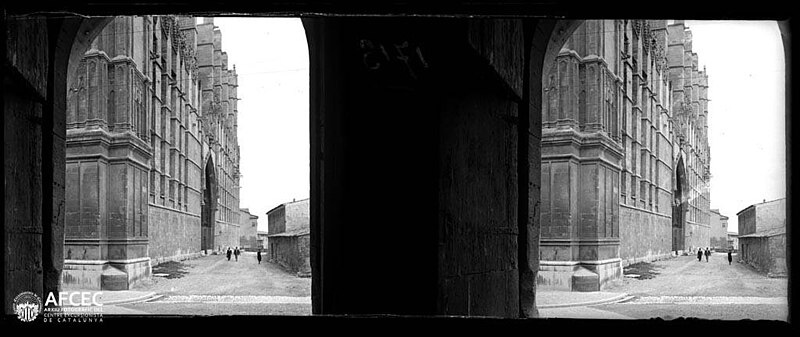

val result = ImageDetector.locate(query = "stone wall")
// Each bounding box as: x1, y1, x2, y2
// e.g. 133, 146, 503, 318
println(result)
768, 234, 787, 276
536, 20, 720, 292
618, 205, 673, 266
741, 237, 769, 275
738, 207, 757, 235
267, 206, 286, 234
4, 16, 50, 311
285, 200, 310, 233
269, 235, 311, 276
239, 209, 259, 249
686, 220, 711, 251
740, 234, 787, 277
215, 220, 241, 251
756, 199, 786, 232
709, 211, 728, 250
148, 204, 201, 265
438, 85, 520, 316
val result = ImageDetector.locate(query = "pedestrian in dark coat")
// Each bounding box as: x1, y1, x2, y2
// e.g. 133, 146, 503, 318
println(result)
257, 250, 262, 264
234, 247, 240, 261
697, 248, 703, 262
704, 248, 710, 262
728, 250, 733, 265
226, 247, 232, 261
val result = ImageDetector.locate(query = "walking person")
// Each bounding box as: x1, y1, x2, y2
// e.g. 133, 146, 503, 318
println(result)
704, 247, 710, 262
697, 248, 703, 262
257, 249, 262, 265
234, 247, 240, 262
728, 249, 733, 265
226, 247, 232, 261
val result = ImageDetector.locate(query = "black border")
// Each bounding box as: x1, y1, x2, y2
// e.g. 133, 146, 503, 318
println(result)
2, 0, 795, 333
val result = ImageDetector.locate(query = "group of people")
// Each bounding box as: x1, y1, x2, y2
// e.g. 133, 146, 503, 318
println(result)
226, 247, 241, 261
225, 246, 263, 264
696, 247, 734, 265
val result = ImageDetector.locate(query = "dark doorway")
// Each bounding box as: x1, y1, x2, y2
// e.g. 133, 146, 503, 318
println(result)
202, 157, 217, 252
672, 156, 687, 252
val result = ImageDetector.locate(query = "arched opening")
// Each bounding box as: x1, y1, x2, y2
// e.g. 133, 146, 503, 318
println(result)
201, 156, 217, 253
7, 11, 588, 318
673, 155, 688, 252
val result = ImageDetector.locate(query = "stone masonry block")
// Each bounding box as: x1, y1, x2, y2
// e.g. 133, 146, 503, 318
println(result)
5, 16, 49, 98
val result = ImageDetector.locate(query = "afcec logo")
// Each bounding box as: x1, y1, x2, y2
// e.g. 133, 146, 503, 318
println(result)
13, 292, 42, 322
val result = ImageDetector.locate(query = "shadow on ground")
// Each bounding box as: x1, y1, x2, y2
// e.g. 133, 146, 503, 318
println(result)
623, 262, 662, 280
152, 261, 191, 279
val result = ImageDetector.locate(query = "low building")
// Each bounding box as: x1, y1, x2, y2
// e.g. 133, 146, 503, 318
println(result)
736, 198, 786, 277
257, 231, 269, 250
239, 208, 259, 250
727, 232, 739, 251
267, 198, 311, 276
709, 209, 729, 250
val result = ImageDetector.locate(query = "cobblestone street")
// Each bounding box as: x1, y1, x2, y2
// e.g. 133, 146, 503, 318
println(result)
605, 252, 787, 298
539, 252, 788, 321
106, 252, 311, 315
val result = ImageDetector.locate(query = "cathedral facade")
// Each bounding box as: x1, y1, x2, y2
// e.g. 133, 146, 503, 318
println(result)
62, 16, 242, 290
538, 20, 712, 291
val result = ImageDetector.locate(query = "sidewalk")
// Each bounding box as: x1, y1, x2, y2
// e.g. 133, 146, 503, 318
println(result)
60, 290, 162, 306
100, 291, 161, 305
102, 290, 626, 308
536, 290, 632, 309
536, 290, 635, 320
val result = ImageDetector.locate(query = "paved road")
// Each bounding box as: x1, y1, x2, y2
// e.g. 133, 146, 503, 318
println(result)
543, 253, 788, 321
106, 251, 788, 319
111, 252, 312, 315
605, 252, 787, 298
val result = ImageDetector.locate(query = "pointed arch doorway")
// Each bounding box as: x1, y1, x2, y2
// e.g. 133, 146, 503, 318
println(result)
672, 155, 688, 252
202, 156, 218, 253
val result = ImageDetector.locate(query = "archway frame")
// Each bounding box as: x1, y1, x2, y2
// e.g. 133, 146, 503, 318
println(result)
33, 13, 583, 318
673, 153, 689, 251
201, 154, 218, 252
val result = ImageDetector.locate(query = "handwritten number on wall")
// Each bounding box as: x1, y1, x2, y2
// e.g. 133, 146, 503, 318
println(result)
360, 39, 428, 79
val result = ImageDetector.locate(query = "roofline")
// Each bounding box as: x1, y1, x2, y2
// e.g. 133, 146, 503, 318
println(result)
736, 197, 786, 216
266, 203, 286, 215
265, 197, 310, 216
284, 197, 310, 205
736, 205, 755, 216
739, 232, 786, 238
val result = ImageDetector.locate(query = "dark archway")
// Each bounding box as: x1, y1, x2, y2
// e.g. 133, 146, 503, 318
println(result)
6, 11, 582, 318
201, 156, 217, 253
673, 155, 688, 252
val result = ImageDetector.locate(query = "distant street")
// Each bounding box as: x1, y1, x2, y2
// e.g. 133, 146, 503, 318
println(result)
106, 252, 311, 315
103, 251, 787, 320
540, 252, 788, 321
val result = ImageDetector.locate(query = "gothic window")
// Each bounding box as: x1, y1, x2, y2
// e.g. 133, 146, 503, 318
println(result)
632, 23, 639, 71
153, 31, 158, 60
150, 169, 156, 197
546, 72, 557, 123
558, 61, 568, 120
160, 173, 166, 199
578, 90, 586, 127
621, 172, 627, 199
161, 29, 168, 72
107, 90, 115, 128
641, 119, 647, 146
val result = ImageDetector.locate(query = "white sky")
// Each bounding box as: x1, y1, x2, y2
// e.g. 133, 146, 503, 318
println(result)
211, 18, 309, 232
210, 18, 786, 234
685, 20, 786, 233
